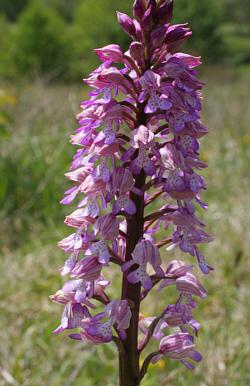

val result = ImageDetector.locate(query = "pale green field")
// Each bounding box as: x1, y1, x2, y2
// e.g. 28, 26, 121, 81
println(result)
0, 67, 250, 385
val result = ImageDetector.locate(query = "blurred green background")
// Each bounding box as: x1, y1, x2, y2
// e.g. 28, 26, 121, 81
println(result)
0, 1, 250, 385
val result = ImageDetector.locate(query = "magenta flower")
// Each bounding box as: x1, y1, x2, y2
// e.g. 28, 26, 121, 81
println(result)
138, 70, 172, 113
53, 303, 92, 335
151, 333, 202, 370
85, 213, 120, 263
88, 300, 132, 342
122, 240, 164, 289
121, 125, 158, 176
106, 166, 143, 215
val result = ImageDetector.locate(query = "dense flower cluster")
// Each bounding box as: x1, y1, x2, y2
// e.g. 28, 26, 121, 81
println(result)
51, 1, 213, 383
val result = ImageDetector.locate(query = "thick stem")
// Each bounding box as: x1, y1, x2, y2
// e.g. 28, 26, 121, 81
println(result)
119, 170, 145, 386
119, 106, 147, 386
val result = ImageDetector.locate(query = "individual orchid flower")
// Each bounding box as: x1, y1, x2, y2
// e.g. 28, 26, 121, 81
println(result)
89, 140, 121, 182
106, 166, 143, 215
151, 333, 202, 370
121, 125, 158, 176
122, 239, 164, 289
138, 70, 172, 113
57, 232, 90, 254
53, 303, 92, 335
84, 67, 124, 105
85, 213, 120, 263
163, 169, 186, 193
88, 299, 132, 342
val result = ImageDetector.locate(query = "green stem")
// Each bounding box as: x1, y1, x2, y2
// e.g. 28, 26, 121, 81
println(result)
135, 351, 161, 385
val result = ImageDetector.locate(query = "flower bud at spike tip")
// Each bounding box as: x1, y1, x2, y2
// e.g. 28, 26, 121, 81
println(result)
147, 0, 157, 15
154, 1, 168, 26
130, 41, 145, 61
150, 25, 168, 48
141, 5, 154, 31
157, 0, 166, 6
117, 12, 136, 37
166, 0, 174, 24
134, 19, 143, 42
133, 0, 145, 22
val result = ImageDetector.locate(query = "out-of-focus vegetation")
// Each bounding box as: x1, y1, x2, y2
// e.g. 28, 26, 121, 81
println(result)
0, 1, 250, 386
0, 68, 250, 386
0, 0, 250, 80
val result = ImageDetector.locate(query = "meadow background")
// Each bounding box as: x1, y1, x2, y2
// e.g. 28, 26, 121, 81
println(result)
0, 0, 250, 385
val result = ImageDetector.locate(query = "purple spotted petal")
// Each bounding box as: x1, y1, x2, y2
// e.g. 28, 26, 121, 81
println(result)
194, 246, 214, 274
127, 267, 152, 289
164, 170, 186, 193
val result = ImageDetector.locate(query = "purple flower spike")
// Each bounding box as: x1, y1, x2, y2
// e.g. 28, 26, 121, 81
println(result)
52, 1, 212, 378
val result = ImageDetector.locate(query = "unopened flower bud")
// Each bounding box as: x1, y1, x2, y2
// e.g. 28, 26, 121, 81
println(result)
117, 11, 136, 37
165, 24, 192, 53
154, 0, 169, 25
141, 5, 153, 31
133, 0, 145, 22
130, 41, 145, 61
150, 25, 168, 47
94, 44, 124, 63
134, 19, 143, 42
50, 290, 76, 305
166, 0, 173, 23
163, 304, 187, 326
147, 0, 157, 15
157, 0, 166, 5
